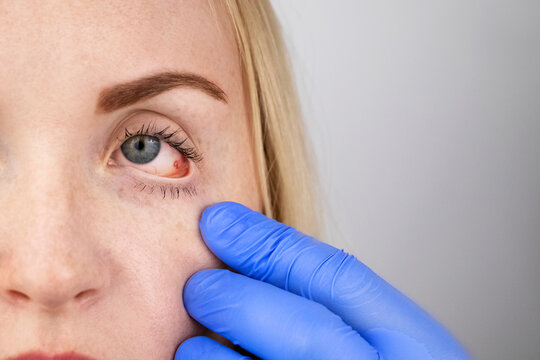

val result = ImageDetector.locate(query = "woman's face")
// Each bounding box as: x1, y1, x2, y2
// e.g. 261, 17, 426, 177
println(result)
0, 1, 261, 358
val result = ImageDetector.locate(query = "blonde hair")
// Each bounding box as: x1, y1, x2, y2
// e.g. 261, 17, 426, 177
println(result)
209, 0, 321, 237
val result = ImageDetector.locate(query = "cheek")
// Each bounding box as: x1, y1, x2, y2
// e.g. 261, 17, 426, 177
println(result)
84, 100, 260, 356
85, 189, 224, 357
119, 206, 225, 305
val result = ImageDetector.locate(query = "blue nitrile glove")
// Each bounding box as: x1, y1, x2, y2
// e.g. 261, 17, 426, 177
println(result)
175, 201, 471, 360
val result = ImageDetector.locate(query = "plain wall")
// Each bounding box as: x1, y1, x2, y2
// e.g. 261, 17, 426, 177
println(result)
270, 1, 540, 359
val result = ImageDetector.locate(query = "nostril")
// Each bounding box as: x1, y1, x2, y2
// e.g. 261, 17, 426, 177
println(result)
7, 290, 30, 302
75, 289, 101, 308
75, 289, 96, 302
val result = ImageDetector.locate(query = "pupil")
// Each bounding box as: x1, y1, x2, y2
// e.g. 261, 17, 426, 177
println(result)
134, 140, 144, 151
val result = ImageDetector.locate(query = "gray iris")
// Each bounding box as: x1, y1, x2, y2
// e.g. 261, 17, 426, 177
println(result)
120, 135, 161, 164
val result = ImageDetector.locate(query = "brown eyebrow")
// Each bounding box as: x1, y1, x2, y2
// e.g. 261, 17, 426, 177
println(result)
95, 71, 228, 113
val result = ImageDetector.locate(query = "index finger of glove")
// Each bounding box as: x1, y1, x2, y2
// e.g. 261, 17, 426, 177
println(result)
199, 202, 408, 332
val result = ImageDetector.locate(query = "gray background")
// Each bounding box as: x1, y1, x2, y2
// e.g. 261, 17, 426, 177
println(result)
271, 1, 540, 359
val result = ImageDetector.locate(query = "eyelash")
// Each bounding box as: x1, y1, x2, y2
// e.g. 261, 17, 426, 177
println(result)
121, 121, 202, 200
123, 122, 203, 163
132, 180, 198, 200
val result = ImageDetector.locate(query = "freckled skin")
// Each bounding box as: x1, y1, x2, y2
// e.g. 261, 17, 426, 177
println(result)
0, 0, 262, 359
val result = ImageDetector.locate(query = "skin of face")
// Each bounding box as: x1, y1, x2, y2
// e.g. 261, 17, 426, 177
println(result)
0, 0, 262, 358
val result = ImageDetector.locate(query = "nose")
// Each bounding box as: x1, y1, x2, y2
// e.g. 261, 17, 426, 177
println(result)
0, 241, 108, 311
0, 171, 110, 312
1, 250, 106, 311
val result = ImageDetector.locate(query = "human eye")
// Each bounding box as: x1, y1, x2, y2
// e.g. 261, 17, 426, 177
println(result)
109, 121, 202, 179
107, 115, 203, 199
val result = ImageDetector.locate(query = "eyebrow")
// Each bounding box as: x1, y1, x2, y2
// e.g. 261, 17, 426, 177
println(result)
95, 71, 228, 113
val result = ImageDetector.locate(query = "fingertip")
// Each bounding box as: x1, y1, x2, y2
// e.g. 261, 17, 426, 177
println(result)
175, 336, 206, 360
182, 269, 251, 334
175, 336, 247, 360
200, 201, 252, 239
182, 269, 226, 310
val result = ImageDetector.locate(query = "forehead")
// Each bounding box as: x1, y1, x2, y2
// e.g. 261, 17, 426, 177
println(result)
0, 0, 238, 106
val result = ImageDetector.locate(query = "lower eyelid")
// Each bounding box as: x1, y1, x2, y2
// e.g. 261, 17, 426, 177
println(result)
106, 160, 199, 200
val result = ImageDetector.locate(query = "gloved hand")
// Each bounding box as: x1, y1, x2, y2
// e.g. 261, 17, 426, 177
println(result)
175, 201, 471, 360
